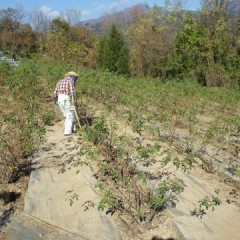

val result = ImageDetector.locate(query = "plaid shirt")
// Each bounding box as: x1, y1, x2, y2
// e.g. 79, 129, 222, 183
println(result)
54, 77, 74, 99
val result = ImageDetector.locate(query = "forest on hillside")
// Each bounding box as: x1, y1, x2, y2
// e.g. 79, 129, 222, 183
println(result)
0, 0, 239, 88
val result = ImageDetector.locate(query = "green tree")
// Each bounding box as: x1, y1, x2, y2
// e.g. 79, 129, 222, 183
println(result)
97, 36, 111, 70
97, 24, 129, 74
108, 24, 124, 72
174, 15, 207, 72
200, 2, 230, 65
45, 17, 71, 60
198, 0, 238, 87
172, 1, 239, 87
116, 44, 129, 74
127, 4, 180, 78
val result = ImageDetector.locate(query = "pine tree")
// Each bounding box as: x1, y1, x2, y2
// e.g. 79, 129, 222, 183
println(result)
116, 44, 129, 75
97, 24, 129, 74
97, 36, 111, 70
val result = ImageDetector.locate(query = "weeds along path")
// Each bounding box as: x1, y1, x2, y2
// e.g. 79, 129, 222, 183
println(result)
3, 119, 121, 240
82, 98, 240, 240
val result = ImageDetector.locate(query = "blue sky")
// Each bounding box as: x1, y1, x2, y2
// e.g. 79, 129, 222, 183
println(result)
0, 0, 201, 21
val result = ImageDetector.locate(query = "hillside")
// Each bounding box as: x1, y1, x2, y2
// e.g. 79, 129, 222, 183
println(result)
80, 3, 150, 35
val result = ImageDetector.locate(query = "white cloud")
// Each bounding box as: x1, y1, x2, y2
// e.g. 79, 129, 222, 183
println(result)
81, 10, 90, 17
96, 4, 105, 11
95, 0, 147, 16
120, 0, 147, 6
120, 0, 132, 3
132, 0, 142, 3
39, 6, 60, 18
96, 2, 118, 13
110, 2, 118, 9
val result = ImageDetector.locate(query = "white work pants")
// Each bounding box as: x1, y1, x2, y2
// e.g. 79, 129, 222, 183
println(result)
57, 94, 74, 135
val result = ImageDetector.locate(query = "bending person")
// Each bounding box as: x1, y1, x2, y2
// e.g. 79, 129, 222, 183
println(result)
54, 71, 79, 135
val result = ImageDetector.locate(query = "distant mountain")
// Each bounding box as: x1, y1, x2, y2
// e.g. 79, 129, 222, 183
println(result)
80, 3, 196, 35
228, 0, 240, 15
80, 4, 150, 35
80, 1, 240, 35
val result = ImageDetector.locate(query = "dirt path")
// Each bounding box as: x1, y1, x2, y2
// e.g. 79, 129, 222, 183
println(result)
1, 120, 121, 240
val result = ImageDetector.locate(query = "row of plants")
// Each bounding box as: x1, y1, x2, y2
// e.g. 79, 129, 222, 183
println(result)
38, 64, 224, 233
0, 60, 56, 183
0, 59, 224, 234
78, 113, 187, 234
72, 95, 222, 234
36, 60, 240, 176
33, 61, 186, 232
79, 69, 237, 123
17, 59, 239, 180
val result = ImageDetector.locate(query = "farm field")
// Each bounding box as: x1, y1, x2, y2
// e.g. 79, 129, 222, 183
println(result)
1, 1, 240, 239
1, 60, 240, 239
